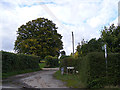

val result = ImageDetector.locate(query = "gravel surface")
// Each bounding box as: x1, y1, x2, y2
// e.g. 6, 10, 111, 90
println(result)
2, 68, 68, 88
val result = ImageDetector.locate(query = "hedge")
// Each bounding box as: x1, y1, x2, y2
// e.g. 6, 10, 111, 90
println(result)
2, 51, 40, 73
60, 52, 120, 88
82, 52, 106, 88
45, 55, 59, 68
78, 52, 120, 88
60, 57, 79, 73
107, 53, 120, 86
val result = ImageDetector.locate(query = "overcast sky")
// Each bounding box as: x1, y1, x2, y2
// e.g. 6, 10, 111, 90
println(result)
0, 0, 119, 55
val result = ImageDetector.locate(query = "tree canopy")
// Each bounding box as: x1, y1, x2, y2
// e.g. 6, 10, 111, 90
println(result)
14, 18, 63, 59
76, 24, 120, 57
101, 24, 120, 53
76, 38, 103, 57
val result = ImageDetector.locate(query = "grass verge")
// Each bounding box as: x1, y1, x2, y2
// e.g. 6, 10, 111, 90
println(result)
2, 68, 40, 79
2, 63, 46, 79
39, 63, 46, 69
54, 70, 85, 88
54, 71, 120, 89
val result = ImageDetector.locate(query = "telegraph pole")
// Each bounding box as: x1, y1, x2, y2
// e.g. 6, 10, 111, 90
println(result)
118, 1, 120, 26
72, 31, 74, 56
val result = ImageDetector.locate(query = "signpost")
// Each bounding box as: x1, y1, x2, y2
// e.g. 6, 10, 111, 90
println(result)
67, 67, 74, 74
102, 44, 108, 78
104, 44, 107, 75
61, 67, 64, 75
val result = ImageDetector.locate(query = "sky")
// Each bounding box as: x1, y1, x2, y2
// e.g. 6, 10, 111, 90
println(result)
0, 0, 119, 55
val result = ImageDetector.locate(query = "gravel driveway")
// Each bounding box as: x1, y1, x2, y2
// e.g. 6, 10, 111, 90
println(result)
2, 68, 68, 88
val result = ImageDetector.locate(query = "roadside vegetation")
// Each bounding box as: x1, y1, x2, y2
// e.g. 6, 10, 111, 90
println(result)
3, 63, 46, 78
54, 52, 120, 88
54, 70, 84, 88
54, 24, 120, 89
39, 62, 46, 69
2, 17, 62, 78
2, 51, 44, 78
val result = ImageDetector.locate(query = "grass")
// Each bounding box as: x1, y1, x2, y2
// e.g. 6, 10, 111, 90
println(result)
54, 71, 120, 89
2, 63, 46, 78
54, 70, 85, 88
39, 63, 46, 69
2, 68, 40, 79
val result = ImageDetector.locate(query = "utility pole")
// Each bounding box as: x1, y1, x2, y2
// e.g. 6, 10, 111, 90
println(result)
118, 1, 120, 26
72, 31, 74, 56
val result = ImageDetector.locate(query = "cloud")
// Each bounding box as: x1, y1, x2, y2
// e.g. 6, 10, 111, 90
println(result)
0, 0, 119, 55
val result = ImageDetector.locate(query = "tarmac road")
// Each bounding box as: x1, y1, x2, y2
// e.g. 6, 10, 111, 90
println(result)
2, 68, 68, 89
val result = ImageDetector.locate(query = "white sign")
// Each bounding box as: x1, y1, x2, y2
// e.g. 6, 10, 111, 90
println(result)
104, 44, 107, 58
67, 67, 74, 69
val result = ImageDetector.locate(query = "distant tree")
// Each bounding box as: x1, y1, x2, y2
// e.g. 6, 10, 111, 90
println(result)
14, 18, 63, 59
77, 38, 103, 57
73, 51, 79, 58
61, 50, 66, 56
101, 24, 120, 53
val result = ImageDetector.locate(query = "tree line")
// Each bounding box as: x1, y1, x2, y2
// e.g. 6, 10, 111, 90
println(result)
76, 24, 120, 57
14, 17, 120, 59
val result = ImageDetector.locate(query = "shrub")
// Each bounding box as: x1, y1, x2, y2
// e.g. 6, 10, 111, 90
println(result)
60, 57, 78, 73
78, 52, 106, 88
60, 55, 71, 59
107, 53, 120, 86
78, 52, 120, 88
45, 55, 59, 67
2, 51, 40, 73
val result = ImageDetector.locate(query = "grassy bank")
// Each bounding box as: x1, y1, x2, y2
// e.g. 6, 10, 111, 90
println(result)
54, 71, 120, 89
54, 70, 84, 88
2, 68, 40, 78
2, 63, 46, 78
39, 63, 46, 69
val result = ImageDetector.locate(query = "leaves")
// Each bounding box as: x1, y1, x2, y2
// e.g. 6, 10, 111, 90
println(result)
101, 24, 120, 53
14, 18, 63, 59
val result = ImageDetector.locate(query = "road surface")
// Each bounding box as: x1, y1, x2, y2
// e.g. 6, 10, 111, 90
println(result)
2, 68, 68, 88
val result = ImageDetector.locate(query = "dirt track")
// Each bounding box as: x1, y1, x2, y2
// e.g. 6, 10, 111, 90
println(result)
2, 68, 68, 88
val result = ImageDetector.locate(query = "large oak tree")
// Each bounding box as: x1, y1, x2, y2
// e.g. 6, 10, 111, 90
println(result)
14, 18, 63, 59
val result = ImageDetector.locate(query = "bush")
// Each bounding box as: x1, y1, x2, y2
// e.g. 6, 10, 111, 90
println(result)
78, 52, 106, 88
45, 55, 59, 68
107, 53, 120, 86
78, 52, 120, 88
60, 57, 78, 73
2, 51, 40, 73
60, 55, 71, 59
58, 52, 120, 88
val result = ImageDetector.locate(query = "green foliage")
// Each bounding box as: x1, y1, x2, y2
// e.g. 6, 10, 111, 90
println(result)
78, 52, 107, 88
60, 56, 78, 72
85, 52, 106, 88
77, 24, 120, 57
2, 68, 40, 78
101, 24, 120, 53
60, 50, 66, 56
38, 63, 46, 69
45, 55, 59, 67
107, 53, 120, 86
2, 51, 40, 74
14, 17, 63, 59
56, 51, 120, 88
77, 38, 104, 57
54, 70, 84, 88
60, 55, 71, 59
78, 52, 120, 88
